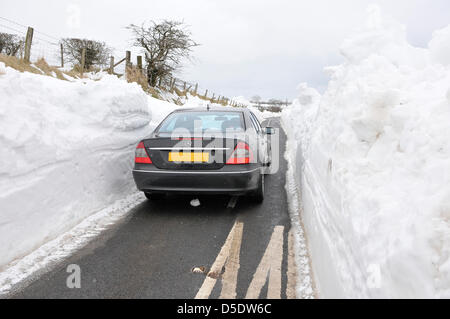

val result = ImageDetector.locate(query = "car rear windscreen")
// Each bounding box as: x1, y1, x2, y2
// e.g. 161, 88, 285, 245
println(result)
157, 112, 245, 133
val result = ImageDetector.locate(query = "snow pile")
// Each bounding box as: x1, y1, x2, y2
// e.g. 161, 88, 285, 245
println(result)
0, 62, 6, 75
282, 6, 450, 298
231, 96, 277, 121
282, 83, 321, 159
429, 25, 450, 66
0, 66, 172, 271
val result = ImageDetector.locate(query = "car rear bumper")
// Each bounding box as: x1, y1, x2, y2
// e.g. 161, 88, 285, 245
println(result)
132, 166, 261, 195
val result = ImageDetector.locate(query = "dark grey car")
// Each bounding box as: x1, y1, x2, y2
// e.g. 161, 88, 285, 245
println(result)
132, 107, 274, 202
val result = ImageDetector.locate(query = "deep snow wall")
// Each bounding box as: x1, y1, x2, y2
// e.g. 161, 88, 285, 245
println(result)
0, 67, 155, 269
282, 7, 450, 298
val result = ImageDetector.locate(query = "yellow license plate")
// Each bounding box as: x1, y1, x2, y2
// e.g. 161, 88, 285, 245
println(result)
169, 152, 210, 163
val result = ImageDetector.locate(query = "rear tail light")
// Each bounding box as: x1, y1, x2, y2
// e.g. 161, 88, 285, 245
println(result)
226, 142, 254, 165
135, 142, 152, 164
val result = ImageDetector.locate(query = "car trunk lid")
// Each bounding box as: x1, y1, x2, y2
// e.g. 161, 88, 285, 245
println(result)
143, 136, 240, 170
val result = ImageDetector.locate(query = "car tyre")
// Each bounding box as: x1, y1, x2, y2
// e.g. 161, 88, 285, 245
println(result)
253, 173, 265, 203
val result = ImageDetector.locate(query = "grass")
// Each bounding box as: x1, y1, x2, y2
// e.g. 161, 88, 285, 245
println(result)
124, 66, 164, 100
125, 66, 149, 90
34, 58, 68, 81
0, 54, 83, 81
0, 54, 44, 75
188, 90, 228, 106
173, 87, 186, 97
71, 64, 102, 75
169, 86, 229, 106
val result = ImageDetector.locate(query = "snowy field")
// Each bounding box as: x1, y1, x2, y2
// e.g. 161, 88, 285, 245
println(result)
282, 6, 450, 298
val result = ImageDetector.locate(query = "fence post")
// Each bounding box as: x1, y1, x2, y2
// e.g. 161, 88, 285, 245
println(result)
125, 50, 132, 75
126, 51, 131, 67
24, 27, 34, 63
60, 43, 64, 68
183, 81, 186, 92
80, 48, 86, 77
109, 56, 114, 74
125, 51, 132, 78
137, 56, 143, 70
205, 89, 208, 98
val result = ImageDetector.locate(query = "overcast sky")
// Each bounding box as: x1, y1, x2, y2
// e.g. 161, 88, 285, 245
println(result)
1, 0, 449, 100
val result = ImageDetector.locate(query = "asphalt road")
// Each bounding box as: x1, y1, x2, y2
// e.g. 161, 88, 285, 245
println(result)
9, 118, 297, 299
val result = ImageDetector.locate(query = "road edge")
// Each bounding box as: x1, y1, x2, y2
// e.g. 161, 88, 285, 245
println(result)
0, 192, 146, 298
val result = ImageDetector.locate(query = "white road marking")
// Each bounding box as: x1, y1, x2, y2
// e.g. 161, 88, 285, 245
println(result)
245, 226, 284, 299
227, 196, 239, 209
219, 222, 244, 299
195, 221, 244, 299
195, 223, 287, 300
287, 229, 297, 299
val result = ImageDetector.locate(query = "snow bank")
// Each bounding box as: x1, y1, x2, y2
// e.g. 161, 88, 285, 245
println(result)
0, 66, 179, 271
430, 25, 450, 66
0, 62, 6, 75
282, 6, 450, 298
231, 96, 277, 121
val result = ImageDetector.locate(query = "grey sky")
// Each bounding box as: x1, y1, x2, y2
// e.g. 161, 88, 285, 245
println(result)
1, 0, 449, 100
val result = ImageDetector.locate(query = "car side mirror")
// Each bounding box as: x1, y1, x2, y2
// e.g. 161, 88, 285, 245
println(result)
264, 127, 275, 135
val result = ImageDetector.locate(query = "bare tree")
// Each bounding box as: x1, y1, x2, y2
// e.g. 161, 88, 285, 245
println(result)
0, 33, 24, 57
128, 20, 199, 87
61, 38, 111, 70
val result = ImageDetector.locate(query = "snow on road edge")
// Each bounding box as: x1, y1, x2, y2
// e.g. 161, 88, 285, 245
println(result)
284, 139, 316, 299
0, 192, 146, 297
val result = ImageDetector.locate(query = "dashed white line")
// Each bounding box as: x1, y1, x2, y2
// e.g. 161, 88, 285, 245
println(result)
245, 226, 284, 299
195, 222, 286, 300
219, 222, 244, 299
195, 221, 243, 299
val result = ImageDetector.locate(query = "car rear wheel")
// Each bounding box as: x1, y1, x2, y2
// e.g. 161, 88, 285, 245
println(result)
252, 173, 265, 203
144, 192, 165, 201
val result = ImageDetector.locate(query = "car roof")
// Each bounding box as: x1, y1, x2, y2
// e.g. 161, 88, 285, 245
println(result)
173, 106, 249, 113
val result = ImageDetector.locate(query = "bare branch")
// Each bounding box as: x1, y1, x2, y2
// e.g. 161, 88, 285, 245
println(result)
127, 20, 199, 87
61, 38, 111, 70
0, 33, 24, 57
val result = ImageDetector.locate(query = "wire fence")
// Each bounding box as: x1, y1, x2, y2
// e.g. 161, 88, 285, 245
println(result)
0, 17, 62, 66
0, 16, 253, 107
